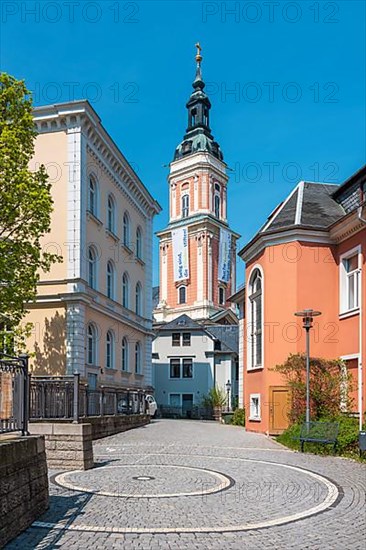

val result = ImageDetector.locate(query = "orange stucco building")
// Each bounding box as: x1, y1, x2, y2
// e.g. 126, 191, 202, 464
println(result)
236, 166, 366, 434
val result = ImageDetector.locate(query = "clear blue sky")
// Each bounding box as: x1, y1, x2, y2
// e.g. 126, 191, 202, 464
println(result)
2, 1, 365, 286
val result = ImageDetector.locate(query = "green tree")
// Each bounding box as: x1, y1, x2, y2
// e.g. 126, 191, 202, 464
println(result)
0, 73, 60, 339
273, 353, 354, 423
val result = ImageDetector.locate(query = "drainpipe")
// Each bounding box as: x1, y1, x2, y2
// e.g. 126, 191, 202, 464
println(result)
357, 204, 366, 430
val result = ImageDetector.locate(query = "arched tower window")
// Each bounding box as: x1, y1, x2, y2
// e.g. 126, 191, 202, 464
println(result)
219, 286, 225, 305
178, 286, 187, 304
182, 194, 189, 218
249, 269, 263, 369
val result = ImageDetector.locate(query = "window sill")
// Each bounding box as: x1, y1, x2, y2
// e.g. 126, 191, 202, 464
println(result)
135, 373, 144, 377
121, 243, 133, 255
339, 309, 360, 320
104, 368, 117, 374
87, 210, 103, 227
136, 256, 145, 266
121, 370, 132, 375
248, 417, 261, 422
106, 229, 119, 242
86, 364, 101, 371
247, 366, 264, 372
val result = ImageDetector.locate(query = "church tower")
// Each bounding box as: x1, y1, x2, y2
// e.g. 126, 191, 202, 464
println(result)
154, 45, 240, 323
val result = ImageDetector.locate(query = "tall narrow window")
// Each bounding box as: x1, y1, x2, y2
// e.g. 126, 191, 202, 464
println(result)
107, 194, 115, 233
122, 272, 129, 308
88, 246, 97, 289
178, 286, 186, 304
122, 337, 128, 372
170, 359, 181, 378
249, 269, 263, 369
135, 342, 142, 374
344, 254, 360, 310
123, 212, 130, 247
106, 330, 114, 369
182, 358, 193, 378
135, 282, 142, 315
107, 261, 115, 299
136, 227, 142, 259
214, 194, 220, 218
182, 194, 189, 218
87, 324, 97, 365
219, 286, 225, 305
88, 176, 97, 216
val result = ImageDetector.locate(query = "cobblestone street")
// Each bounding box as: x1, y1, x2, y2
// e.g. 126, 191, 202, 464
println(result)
6, 420, 366, 549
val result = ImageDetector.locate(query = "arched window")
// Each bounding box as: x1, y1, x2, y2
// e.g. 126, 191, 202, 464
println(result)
88, 246, 97, 289
123, 212, 130, 247
88, 176, 98, 216
219, 286, 225, 305
136, 227, 142, 259
249, 269, 263, 369
122, 272, 129, 308
182, 194, 189, 218
121, 337, 128, 372
214, 194, 220, 218
135, 341, 142, 374
107, 194, 115, 233
106, 330, 114, 369
135, 282, 142, 315
87, 324, 97, 365
106, 260, 115, 299
178, 285, 186, 304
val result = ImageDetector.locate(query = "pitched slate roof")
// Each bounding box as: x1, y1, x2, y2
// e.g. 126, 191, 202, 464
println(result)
260, 182, 344, 234
157, 314, 203, 331
204, 325, 238, 354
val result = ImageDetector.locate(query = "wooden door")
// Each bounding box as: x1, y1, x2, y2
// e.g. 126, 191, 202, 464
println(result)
269, 386, 290, 435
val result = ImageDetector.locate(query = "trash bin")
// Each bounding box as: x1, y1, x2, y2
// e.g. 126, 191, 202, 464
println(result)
359, 431, 366, 455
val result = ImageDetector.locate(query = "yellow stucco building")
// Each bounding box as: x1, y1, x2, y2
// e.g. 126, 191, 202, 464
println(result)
26, 100, 161, 392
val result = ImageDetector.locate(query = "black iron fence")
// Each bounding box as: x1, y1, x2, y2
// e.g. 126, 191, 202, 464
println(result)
29, 374, 148, 421
0, 353, 29, 435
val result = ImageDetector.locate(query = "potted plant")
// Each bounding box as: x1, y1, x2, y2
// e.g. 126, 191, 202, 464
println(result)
202, 386, 227, 422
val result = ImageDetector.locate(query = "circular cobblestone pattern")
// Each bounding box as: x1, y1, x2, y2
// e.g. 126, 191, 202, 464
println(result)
6, 420, 366, 549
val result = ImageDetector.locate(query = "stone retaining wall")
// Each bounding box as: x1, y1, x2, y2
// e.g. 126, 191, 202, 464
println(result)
29, 415, 150, 471
0, 436, 49, 548
30, 423, 93, 470
88, 414, 150, 440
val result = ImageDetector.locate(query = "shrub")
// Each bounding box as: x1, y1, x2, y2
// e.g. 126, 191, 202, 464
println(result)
201, 386, 227, 408
231, 408, 245, 426
277, 415, 363, 459
273, 353, 354, 423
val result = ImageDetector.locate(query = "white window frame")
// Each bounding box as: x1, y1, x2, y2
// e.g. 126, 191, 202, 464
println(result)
178, 285, 187, 304
122, 272, 129, 309
339, 245, 361, 315
218, 285, 226, 305
106, 260, 115, 300
121, 337, 129, 372
246, 264, 264, 371
88, 246, 98, 290
87, 323, 98, 365
123, 212, 130, 247
106, 330, 115, 369
88, 175, 98, 217
249, 393, 261, 421
182, 193, 189, 218
107, 194, 116, 234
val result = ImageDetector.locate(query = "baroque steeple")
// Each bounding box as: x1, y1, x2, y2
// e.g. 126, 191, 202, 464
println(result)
174, 43, 224, 162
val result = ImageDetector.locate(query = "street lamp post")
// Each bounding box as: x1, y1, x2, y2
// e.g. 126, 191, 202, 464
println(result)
226, 380, 232, 413
294, 309, 322, 427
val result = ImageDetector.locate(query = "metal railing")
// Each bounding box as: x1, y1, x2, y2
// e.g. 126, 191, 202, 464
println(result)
159, 405, 213, 420
0, 353, 29, 435
29, 374, 148, 422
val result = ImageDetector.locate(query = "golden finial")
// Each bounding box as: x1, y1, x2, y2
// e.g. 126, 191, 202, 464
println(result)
195, 42, 202, 63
